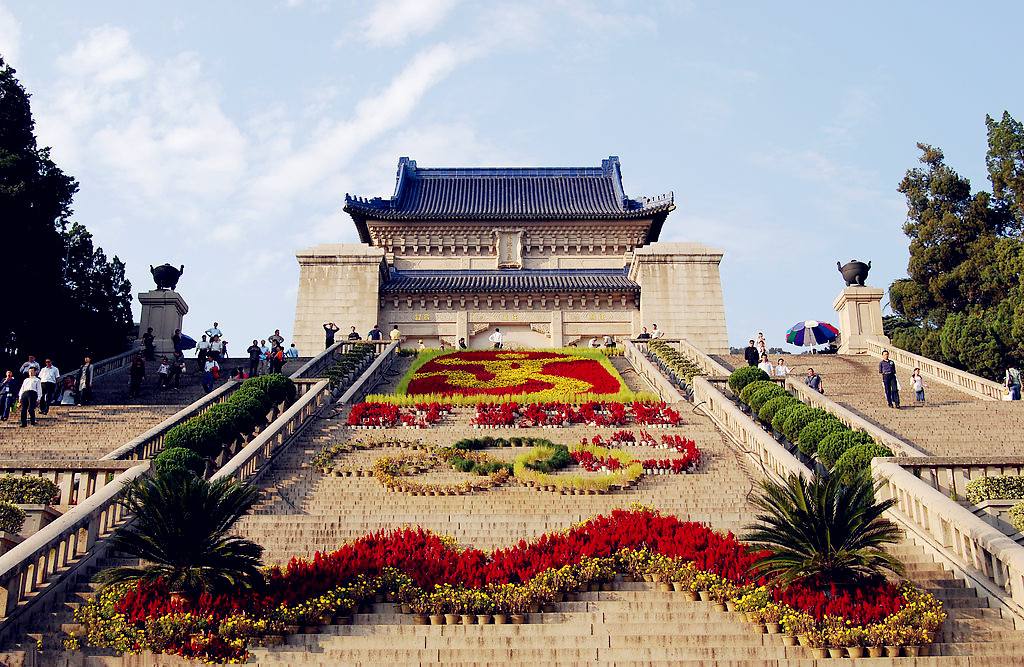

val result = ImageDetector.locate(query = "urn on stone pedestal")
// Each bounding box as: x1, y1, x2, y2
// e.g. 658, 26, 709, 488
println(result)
837, 260, 871, 287
150, 264, 185, 291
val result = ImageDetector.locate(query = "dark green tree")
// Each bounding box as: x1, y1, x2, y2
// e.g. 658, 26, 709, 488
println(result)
0, 57, 132, 370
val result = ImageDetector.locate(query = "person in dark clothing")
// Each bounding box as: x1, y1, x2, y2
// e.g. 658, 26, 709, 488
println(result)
168, 352, 185, 389
458, 337, 467, 349
171, 329, 182, 353
269, 346, 285, 374
77, 357, 94, 404
878, 350, 900, 408
743, 340, 760, 367
128, 354, 146, 398
367, 324, 383, 341
142, 327, 156, 361
0, 370, 17, 421
323, 322, 339, 348
805, 367, 824, 394
347, 326, 360, 341
246, 340, 262, 377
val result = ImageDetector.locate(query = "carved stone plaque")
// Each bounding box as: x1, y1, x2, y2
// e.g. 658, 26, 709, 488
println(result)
495, 229, 524, 269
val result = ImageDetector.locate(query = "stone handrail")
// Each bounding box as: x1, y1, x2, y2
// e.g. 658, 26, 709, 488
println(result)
674, 338, 733, 377
864, 339, 1004, 401
892, 456, 1024, 501
872, 458, 1024, 620
290, 340, 392, 380
691, 376, 811, 484
340, 341, 400, 404
0, 463, 149, 629
0, 461, 137, 507
56, 345, 139, 388
784, 377, 928, 458
624, 341, 685, 403
101, 381, 239, 460
211, 379, 332, 485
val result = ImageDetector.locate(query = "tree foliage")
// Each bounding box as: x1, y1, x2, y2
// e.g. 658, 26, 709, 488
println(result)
889, 112, 1024, 379
0, 58, 132, 370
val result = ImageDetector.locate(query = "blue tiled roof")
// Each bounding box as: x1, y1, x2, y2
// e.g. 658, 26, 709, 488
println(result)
345, 156, 674, 242
381, 268, 639, 295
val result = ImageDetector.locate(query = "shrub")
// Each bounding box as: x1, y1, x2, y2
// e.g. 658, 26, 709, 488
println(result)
0, 502, 26, 533
964, 476, 1024, 504
797, 418, 845, 457
771, 403, 803, 436
154, 448, 206, 477
740, 380, 777, 405
1009, 502, 1024, 533
748, 385, 787, 413
728, 367, 770, 395
818, 431, 875, 469
834, 444, 894, 486
782, 407, 830, 443
759, 395, 799, 426
0, 475, 60, 505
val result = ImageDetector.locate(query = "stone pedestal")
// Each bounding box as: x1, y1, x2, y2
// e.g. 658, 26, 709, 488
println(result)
138, 290, 189, 355
833, 286, 889, 354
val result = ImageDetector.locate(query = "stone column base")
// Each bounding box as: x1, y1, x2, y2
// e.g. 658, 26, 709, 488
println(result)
138, 290, 189, 356
833, 286, 889, 354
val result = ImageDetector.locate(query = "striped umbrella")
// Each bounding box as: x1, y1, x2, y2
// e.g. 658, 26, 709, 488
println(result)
785, 320, 839, 347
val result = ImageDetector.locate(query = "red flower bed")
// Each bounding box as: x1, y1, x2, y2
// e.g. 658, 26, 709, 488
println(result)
632, 402, 683, 426
347, 402, 399, 428
774, 581, 904, 624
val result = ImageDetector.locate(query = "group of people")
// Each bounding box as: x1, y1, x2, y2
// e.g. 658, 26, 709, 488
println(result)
1, 354, 97, 426
634, 324, 666, 341
196, 323, 298, 393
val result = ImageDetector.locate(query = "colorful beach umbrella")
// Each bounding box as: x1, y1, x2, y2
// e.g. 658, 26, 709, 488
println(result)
785, 320, 839, 347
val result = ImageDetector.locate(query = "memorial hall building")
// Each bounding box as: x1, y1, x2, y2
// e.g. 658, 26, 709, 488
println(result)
292, 156, 728, 353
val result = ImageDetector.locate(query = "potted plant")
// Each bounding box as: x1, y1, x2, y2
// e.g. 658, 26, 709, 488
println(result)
865, 623, 886, 658
805, 629, 827, 659
761, 602, 783, 634
781, 611, 814, 647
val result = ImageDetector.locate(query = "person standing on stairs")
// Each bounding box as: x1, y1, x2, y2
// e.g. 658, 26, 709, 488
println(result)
247, 340, 262, 378
128, 354, 146, 398
911, 368, 926, 403
77, 356, 94, 404
0, 370, 17, 421
268, 329, 284, 350
1006, 366, 1022, 401
205, 322, 222, 339
323, 322, 339, 349
878, 350, 900, 408
757, 354, 774, 376
743, 340, 760, 367
142, 327, 156, 361
37, 358, 59, 414
347, 326, 360, 341
19, 355, 39, 380
18, 367, 41, 427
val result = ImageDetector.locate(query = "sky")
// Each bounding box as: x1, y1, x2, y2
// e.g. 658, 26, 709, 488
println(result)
2, 1, 1022, 353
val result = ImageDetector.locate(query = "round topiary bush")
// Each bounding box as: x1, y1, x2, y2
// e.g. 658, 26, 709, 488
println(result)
782, 407, 830, 443
728, 367, 770, 395
797, 418, 845, 457
759, 395, 799, 426
0, 475, 60, 505
740, 380, 777, 405
0, 502, 26, 533
748, 384, 788, 413
154, 447, 206, 477
771, 402, 803, 435
833, 443, 894, 485
818, 430, 875, 469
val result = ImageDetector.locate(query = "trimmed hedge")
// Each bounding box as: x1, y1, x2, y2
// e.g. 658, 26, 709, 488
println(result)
163, 374, 296, 459
154, 447, 206, 477
1009, 502, 1024, 533
747, 384, 787, 413
325, 344, 376, 388
782, 406, 830, 443
759, 395, 799, 425
796, 418, 845, 457
834, 443, 894, 486
453, 436, 555, 450
728, 367, 770, 395
740, 380, 777, 405
771, 402, 803, 435
818, 430, 875, 469
964, 476, 1024, 505
0, 475, 59, 505
0, 502, 25, 533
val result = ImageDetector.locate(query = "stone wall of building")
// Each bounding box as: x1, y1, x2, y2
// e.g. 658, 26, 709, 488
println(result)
629, 242, 729, 354
292, 244, 384, 355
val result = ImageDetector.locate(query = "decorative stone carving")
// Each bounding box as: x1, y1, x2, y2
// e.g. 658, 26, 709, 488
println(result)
495, 229, 524, 269
530, 322, 551, 337
471, 323, 490, 336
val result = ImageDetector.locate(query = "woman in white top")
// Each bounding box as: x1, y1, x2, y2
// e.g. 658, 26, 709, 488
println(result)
757, 355, 774, 376
774, 358, 791, 378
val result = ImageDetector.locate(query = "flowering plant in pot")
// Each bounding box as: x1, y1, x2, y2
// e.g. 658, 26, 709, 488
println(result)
781, 610, 815, 646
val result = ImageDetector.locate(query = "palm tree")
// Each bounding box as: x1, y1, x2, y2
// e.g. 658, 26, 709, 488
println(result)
743, 472, 904, 586
97, 469, 264, 597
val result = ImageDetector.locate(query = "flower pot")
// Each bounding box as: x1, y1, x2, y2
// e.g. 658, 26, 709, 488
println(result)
333, 614, 352, 625
284, 625, 300, 635
885, 646, 901, 657
510, 613, 527, 624
460, 614, 475, 625
867, 646, 884, 657
657, 582, 672, 592
765, 622, 780, 634
846, 646, 865, 658
809, 647, 827, 658
781, 635, 797, 647
712, 602, 726, 613
477, 614, 492, 625
400, 603, 412, 614
796, 634, 809, 646
682, 591, 698, 602
671, 581, 685, 592
827, 647, 844, 658
444, 613, 459, 625
429, 614, 444, 625
493, 614, 508, 625
697, 590, 710, 601
528, 603, 541, 613
724, 600, 736, 612
904, 646, 920, 657
258, 635, 285, 647
412, 614, 428, 625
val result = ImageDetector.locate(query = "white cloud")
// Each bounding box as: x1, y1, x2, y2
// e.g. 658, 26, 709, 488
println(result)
58, 25, 148, 84
359, 0, 460, 47
0, 1, 20, 64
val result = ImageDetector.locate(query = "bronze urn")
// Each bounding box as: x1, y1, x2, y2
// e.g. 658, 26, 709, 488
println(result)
837, 260, 871, 287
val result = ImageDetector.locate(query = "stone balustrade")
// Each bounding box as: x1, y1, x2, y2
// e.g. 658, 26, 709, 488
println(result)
289, 340, 389, 380
56, 345, 139, 389
864, 339, 1005, 401
890, 457, 1024, 503
0, 461, 137, 508
623, 341, 685, 403
340, 341, 400, 404
0, 463, 149, 636
872, 457, 1024, 620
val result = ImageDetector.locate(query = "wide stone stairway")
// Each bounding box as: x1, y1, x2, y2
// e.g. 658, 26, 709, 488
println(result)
716, 353, 1024, 457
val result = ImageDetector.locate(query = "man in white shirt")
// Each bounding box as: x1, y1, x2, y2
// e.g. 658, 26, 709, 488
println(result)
651, 324, 665, 340
196, 335, 211, 363
19, 355, 39, 380
18, 367, 41, 427
757, 355, 774, 376
205, 322, 223, 339
37, 359, 60, 414
489, 328, 503, 350
268, 329, 285, 349
285, 343, 299, 359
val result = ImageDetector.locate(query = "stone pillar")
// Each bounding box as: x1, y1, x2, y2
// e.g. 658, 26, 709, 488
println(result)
629, 242, 729, 354
833, 287, 889, 354
550, 311, 564, 348
292, 244, 386, 356
455, 311, 469, 347
138, 290, 188, 355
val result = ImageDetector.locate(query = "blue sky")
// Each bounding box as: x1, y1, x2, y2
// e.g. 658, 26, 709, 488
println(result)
2, 1, 1021, 352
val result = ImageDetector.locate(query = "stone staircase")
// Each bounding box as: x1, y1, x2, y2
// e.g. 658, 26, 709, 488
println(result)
716, 354, 1024, 457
